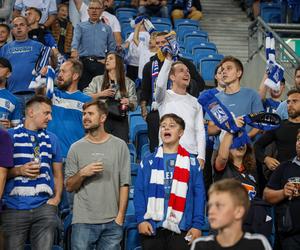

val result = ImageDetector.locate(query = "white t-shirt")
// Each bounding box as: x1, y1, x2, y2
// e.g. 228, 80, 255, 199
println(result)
14, 0, 57, 24
126, 31, 150, 67
137, 43, 155, 79
77, 2, 121, 32
155, 59, 206, 160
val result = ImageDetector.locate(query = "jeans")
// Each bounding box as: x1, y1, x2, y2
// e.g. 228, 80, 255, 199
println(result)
1, 203, 59, 250
71, 220, 123, 250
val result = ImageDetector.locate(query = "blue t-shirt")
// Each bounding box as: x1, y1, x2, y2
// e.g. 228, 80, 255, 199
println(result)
205, 87, 264, 149
47, 88, 92, 157
263, 98, 281, 113
4, 128, 62, 210
0, 39, 43, 94
276, 100, 288, 120
0, 88, 22, 125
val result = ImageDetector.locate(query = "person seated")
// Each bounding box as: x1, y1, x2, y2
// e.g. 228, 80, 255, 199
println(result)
138, 0, 169, 18
134, 113, 206, 250
83, 52, 137, 142
191, 179, 272, 250
171, 0, 203, 21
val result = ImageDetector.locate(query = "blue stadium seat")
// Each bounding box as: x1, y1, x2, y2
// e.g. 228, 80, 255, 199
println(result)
154, 23, 171, 32
128, 143, 137, 163
151, 17, 172, 26
174, 19, 200, 30
176, 24, 200, 35
124, 223, 141, 250
177, 27, 200, 42
116, 8, 137, 18
140, 143, 151, 159
122, 26, 134, 40
181, 52, 194, 62
260, 2, 282, 23
194, 53, 224, 70
183, 30, 208, 43
199, 57, 223, 81
129, 116, 147, 143
63, 213, 73, 250
187, 41, 217, 54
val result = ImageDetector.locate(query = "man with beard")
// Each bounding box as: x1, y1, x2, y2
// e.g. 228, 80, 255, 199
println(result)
47, 59, 92, 159
65, 99, 130, 250
277, 66, 300, 119
255, 89, 300, 173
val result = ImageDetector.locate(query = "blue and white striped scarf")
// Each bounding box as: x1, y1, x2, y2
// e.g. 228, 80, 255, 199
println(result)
10, 124, 53, 196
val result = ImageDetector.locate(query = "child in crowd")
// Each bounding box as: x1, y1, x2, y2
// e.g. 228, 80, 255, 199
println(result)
124, 18, 157, 82
51, 3, 73, 57
191, 179, 272, 250
134, 113, 206, 250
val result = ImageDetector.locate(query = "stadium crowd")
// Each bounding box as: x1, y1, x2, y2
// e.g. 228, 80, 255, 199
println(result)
0, 0, 300, 250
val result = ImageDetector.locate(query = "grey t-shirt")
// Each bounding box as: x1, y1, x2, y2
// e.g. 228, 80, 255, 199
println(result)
65, 135, 131, 224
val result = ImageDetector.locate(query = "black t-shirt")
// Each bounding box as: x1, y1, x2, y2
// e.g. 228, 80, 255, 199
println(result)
267, 159, 300, 234
255, 120, 300, 163
191, 233, 271, 250
214, 162, 258, 200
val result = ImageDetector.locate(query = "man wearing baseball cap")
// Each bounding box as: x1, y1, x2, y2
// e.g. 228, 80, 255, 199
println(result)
0, 57, 22, 129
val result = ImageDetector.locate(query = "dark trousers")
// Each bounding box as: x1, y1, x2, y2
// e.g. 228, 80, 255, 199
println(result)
140, 228, 190, 250
126, 65, 138, 82
1, 203, 58, 250
105, 116, 129, 143
79, 58, 105, 91
146, 110, 159, 152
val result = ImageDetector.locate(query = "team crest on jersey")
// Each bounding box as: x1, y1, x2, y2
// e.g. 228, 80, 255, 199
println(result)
77, 102, 83, 109
242, 183, 256, 200
5, 100, 10, 109
210, 102, 228, 124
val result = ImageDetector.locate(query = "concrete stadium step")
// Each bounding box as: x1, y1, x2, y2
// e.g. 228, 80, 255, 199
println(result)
200, 0, 251, 64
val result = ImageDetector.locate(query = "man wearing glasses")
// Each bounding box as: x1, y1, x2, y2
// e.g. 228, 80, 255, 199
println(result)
71, 0, 116, 90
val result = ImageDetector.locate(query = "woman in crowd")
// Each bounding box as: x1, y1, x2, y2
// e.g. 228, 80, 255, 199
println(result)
214, 117, 258, 199
84, 52, 137, 142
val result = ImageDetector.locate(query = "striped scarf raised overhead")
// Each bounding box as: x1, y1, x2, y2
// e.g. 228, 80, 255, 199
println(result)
10, 124, 53, 197
144, 145, 190, 234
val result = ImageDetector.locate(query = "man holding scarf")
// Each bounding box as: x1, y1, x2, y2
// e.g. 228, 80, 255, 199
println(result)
1, 95, 63, 250
140, 31, 205, 152
134, 113, 206, 250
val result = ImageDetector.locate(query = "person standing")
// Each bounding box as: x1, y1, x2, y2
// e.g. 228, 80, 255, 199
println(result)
65, 99, 131, 250
1, 95, 63, 250
71, 0, 116, 90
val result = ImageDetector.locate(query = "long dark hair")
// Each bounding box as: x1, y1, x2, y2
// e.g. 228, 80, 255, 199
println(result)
101, 52, 127, 97
229, 144, 256, 173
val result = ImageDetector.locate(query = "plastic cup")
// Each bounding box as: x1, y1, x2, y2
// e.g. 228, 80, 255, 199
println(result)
288, 177, 300, 196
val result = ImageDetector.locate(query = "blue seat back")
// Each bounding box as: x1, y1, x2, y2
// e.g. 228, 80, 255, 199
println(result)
200, 57, 222, 81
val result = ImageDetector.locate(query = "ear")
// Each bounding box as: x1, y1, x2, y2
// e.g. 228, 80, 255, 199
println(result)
6, 71, 11, 78
178, 128, 184, 138
72, 72, 79, 82
237, 69, 242, 79
234, 205, 245, 220
27, 107, 34, 118
170, 73, 175, 82
100, 113, 107, 123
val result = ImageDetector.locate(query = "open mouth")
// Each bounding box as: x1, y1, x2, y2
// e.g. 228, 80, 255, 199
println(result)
163, 132, 171, 138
